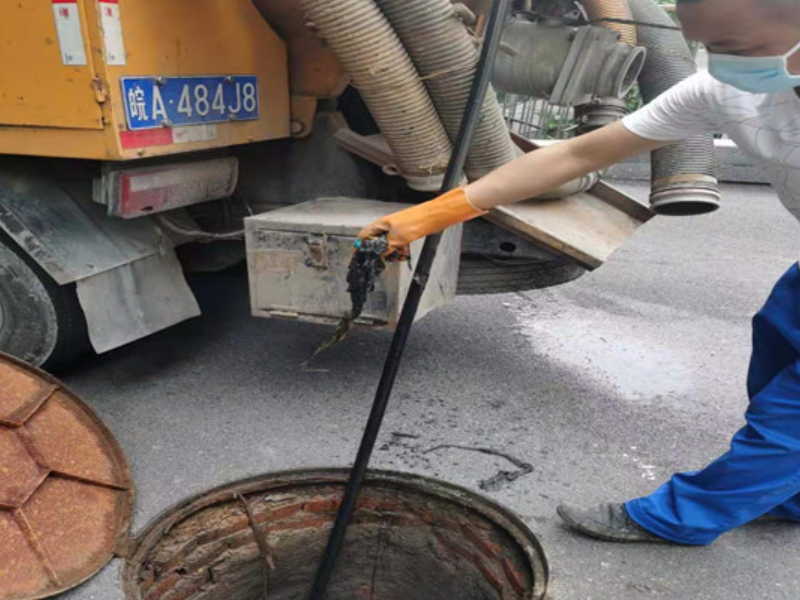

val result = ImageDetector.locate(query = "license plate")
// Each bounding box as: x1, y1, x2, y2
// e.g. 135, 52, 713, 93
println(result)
121, 76, 259, 131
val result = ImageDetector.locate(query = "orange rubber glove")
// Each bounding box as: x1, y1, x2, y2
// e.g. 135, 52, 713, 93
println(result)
358, 187, 487, 260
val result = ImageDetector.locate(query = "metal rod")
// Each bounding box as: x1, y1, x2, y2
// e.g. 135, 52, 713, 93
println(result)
308, 1, 512, 598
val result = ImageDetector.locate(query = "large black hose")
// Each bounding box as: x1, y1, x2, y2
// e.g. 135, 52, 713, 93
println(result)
307, 1, 513, 597
374, 0, 518, 180
628, 0, 720, 215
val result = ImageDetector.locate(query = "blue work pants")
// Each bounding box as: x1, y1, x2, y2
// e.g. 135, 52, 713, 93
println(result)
625, 263, 800, 545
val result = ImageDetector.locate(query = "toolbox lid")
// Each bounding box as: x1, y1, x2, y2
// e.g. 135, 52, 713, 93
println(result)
0, 353, 133, 600
245, 197, 412, 237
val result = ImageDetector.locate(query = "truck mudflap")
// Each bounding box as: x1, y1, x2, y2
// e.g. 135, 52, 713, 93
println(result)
76, 252, 200, 353
0, 158, 201, 353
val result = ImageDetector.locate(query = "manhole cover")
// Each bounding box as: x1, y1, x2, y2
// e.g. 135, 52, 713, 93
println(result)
123, 469, 548, 600
0, 353, 133, 600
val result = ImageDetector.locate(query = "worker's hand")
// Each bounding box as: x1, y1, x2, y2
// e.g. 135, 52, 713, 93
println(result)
358, 187, 487, 260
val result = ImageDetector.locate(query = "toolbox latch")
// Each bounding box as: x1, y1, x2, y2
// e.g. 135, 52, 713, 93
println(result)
304, 234, 330, 270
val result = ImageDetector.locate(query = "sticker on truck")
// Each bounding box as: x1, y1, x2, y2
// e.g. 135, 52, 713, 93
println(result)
52, 0, 87, 66
98, 0, 126, 65
121, 76, 260, 131
119, 124, 218, 150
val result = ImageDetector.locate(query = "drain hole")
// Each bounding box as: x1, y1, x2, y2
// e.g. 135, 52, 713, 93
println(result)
124, 470, 546, 600
499, 242, 517, 253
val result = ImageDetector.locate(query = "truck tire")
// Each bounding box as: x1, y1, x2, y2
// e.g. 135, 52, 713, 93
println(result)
456, 255, 585, 295
0, 232, 88, 370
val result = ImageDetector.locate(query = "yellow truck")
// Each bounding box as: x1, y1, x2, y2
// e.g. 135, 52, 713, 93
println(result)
0, 0, 716, 369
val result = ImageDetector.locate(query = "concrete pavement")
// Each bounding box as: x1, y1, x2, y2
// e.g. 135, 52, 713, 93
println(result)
60, 182, 800, 599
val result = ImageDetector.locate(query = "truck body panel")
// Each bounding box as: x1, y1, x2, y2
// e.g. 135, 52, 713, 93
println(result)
0, 0, 291, 161
0, 1, 104, 131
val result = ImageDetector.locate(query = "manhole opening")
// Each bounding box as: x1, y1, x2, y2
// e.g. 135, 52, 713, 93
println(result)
124, 470, 547, 600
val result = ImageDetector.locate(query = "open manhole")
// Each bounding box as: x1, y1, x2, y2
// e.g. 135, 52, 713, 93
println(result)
123, 470, 548, 600
0, 353, 548, 600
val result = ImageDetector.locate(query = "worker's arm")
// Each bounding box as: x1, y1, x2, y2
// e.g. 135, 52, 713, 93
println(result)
359, 122, 667, 257
465, 121, 665, 210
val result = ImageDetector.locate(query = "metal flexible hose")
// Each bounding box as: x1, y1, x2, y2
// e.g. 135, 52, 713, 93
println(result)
374, 0, 518, 180
628, 0, 720, 215
582, 0, 638, 46
301, 0, 453, 191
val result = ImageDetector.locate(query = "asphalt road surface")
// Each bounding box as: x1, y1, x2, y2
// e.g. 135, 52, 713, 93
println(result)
59, 182, 800, 600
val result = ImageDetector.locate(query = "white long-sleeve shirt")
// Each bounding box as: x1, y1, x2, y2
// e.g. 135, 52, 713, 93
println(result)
622, 71, 800, 222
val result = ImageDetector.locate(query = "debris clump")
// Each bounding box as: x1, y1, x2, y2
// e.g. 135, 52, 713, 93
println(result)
347, 236, 389, 321
306, 235, 389, 362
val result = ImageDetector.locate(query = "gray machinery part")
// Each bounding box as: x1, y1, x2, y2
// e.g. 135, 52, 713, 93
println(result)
300, 0, 453, 191
574, 96, 629, 132
374, 0, 518, 180
0, 158, 200, 364
629, 0, 720, 215
493, 20, 646, 107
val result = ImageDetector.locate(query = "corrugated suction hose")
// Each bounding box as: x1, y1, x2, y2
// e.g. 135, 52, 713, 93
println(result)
582, 0, 638, 46
301, 0, 453, 191
629, 0, 720, 215
374, 0, 518, 180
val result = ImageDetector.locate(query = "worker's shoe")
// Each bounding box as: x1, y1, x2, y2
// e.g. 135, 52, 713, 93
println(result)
557, 502, 673, 543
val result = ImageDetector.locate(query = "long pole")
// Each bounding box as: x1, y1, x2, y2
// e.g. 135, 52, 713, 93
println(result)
308, 1, 511, 597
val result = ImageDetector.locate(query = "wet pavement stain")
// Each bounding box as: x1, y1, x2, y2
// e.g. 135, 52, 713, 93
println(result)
423, 444, 534, 492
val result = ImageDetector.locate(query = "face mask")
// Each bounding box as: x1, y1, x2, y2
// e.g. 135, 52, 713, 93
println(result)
708, 39, 800, 93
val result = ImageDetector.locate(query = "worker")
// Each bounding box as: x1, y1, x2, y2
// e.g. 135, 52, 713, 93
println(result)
359, 0, 800, 546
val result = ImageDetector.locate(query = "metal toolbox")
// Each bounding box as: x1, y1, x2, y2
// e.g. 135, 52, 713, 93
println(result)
245, 197, 461, 327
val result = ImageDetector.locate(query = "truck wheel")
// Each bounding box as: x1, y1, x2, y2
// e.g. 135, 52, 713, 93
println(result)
456, 255, 585, 295
0, 232, 88, 370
